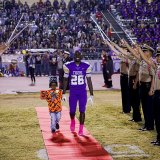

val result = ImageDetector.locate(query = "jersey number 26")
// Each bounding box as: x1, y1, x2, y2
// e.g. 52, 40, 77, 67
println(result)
71, 75, 84, 85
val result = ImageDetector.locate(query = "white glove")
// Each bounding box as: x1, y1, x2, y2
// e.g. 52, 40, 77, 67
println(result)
62, 94, 67, 102
87, 95, 94, 106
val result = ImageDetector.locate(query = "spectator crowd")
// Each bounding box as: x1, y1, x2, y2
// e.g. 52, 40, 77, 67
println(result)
112, 0, 160, 49
0, 0, 109, 59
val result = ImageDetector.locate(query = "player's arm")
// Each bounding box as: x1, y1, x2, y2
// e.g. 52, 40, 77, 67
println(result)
86, 64, 94, 106
87, 77, 93, 96
86, 64, 93, 96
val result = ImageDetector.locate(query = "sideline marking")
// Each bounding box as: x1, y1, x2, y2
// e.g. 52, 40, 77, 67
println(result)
104, 144, 150, 158
37, 149, 48, 160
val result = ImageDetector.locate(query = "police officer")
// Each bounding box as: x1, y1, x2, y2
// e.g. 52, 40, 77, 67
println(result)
138, 44, 155, 131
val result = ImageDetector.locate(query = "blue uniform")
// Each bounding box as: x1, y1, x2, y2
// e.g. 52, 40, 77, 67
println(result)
63, 61, 92, 113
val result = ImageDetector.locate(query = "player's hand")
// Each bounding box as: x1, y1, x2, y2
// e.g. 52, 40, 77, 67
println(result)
87, 95, 94, 106
62, 94, 67, 102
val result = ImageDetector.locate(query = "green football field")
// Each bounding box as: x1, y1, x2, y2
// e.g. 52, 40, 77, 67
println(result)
0, 91, 159, 160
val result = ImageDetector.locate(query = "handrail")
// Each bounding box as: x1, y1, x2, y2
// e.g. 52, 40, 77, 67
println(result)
107, 9, 135, 44
101, 11, 121, 40
91, 16, 111, 42
7, 13, 24, 44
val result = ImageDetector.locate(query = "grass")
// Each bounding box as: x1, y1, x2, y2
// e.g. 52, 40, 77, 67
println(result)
0, 91, 159, 160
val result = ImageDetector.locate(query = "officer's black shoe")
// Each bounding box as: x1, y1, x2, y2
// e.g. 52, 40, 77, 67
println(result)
153, 141, 160, 146
56, 123, 59, 130
138, 126, 146, 130
134, 119, 142, 122
151, 140, 158, 144
141, 127, 154, 131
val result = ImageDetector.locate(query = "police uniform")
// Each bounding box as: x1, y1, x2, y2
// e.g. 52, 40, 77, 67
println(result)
153, 49, 160, 145
139, 45, 155, 131
129, 58, 142, 122
120, 47, 130, 113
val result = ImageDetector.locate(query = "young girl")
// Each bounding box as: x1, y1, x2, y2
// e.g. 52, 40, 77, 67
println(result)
45, 78, 63, 133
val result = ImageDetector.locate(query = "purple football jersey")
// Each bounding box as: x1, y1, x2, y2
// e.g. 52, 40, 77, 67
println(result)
63, 61, 92, 90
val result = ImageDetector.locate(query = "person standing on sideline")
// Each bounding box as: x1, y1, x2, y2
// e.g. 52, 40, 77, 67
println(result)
101, 49, 108, 87
50, 52, 57, 76
57, 50, 64, 89
105, 54, 113, 88
45, 77, 63, 133
138, 47, 160, 145
62, 50, 94, 136
62, 51, 72, 90
104, 40, 131, 113
122, 40, 142, 122
131, 44, 155, 131
63, 51, 72, 63
28, 53, 36, 85
42, 52, 50, 76
35, 53, 42, 76
118, 45, 130, 113
24, 51, 30, 77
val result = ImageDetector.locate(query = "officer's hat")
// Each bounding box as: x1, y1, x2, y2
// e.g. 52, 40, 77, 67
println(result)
64, 51, 70, 55
141, 44, 155, 53
49, 76, 58, 87
155, 47, 160, 57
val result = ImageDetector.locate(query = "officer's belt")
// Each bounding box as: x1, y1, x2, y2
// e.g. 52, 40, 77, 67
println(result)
140, 81, 151, 85
120, 73, 128, 77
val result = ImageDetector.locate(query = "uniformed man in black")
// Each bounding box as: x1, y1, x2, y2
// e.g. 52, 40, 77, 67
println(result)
139, 47, 160, 144
104, 40, 131, 113
128, 48, 142, 122
138, 44, 155, 131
